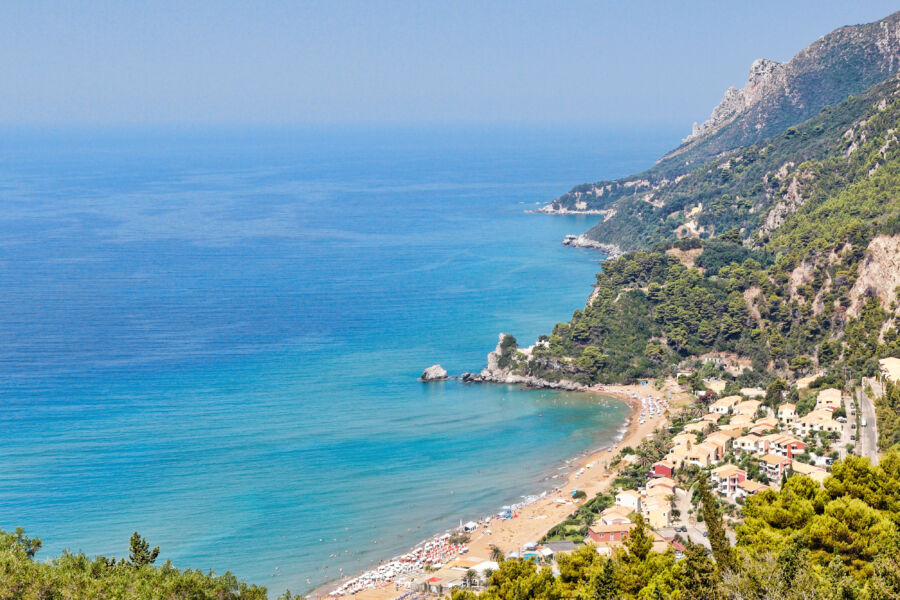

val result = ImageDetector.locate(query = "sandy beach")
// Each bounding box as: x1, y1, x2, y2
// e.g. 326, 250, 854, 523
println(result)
461, 382, 683, 556
313, 380, 687, 600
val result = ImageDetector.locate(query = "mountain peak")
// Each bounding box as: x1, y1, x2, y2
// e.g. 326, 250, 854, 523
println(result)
685, 58, 785, 143
672, 10, 900, 160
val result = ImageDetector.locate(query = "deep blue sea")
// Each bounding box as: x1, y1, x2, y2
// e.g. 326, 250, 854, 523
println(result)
0, 125, 680, 594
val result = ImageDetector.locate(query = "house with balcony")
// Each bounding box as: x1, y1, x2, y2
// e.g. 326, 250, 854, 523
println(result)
760, 453, 792, 481
710, 464, 746, 498
587, 522, 634, 543
777, 403, 797, 425
687, 442, 719, 468
734, 433, 760, 454
766, 434, 805, 459
641, 496, 671, 529
815, 388, 843, 412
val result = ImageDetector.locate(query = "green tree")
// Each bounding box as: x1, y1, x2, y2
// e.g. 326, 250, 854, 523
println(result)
575, 558, 617, 600
626, 514, 653, 561
128, 531, 159, 567
765, 378, 788, 407
577, 346, 607, 381
697, 476, 734, 572
12, 526, 41, 558
679, 542, 721, 600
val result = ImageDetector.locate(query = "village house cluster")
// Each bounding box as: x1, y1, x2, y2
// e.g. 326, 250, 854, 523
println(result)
584, 386, 844, 556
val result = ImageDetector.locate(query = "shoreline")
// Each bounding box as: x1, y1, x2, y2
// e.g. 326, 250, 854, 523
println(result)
309, 381, 681, 600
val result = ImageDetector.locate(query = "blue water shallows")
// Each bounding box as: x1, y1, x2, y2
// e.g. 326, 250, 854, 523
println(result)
0, 125, 679, 593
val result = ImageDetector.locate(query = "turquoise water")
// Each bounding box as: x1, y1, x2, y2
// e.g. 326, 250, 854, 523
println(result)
0, 125, 679, 593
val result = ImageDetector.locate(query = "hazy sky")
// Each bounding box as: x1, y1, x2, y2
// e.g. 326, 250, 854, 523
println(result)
2, 1, 898, 127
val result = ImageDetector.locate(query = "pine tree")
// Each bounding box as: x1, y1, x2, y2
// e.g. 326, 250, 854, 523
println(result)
577, 559, 617, 600
128, 531, 159, 567
680, 542, 721, 600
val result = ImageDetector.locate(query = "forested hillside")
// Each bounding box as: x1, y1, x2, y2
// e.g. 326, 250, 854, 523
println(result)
503, 71, 900, 391
451, 452, 900, 600
542, 11, 900, 252
466, 24, 900, 599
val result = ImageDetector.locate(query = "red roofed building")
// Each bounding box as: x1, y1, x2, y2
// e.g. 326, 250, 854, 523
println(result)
652, 460, 675, 478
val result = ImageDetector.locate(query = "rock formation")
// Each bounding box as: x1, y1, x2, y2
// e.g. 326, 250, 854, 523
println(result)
461, 334, 588, 391
420, 364, 448, 381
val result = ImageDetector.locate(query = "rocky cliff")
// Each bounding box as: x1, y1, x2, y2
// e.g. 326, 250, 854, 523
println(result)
543, 9, 900, 234
671, 10, 900, 162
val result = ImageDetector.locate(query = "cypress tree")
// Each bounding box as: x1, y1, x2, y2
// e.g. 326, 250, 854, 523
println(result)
697, 475, 735, 572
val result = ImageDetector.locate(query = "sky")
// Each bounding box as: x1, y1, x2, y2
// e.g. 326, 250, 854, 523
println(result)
1, 1, 899, 127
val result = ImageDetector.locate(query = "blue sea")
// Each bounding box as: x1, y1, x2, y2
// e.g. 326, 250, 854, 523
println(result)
0, 125, 680, 594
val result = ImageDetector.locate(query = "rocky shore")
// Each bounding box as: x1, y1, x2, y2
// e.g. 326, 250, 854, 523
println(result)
459, 333, 589, 392
531, 205, 609, 215
561, 234, 621, 259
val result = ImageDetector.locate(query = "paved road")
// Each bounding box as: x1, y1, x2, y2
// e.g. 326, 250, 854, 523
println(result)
674, 487, 692, 527
857, 385, 879, 465
658, 525, 711, 550
665, 485, 735, 549
839, 402, 853, 461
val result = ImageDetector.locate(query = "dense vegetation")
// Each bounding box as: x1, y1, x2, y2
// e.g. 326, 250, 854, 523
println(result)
508, 73, 900, 392
9, 15, 900, 600
549, 11, 900, 251
876, 381, 900, 450
554, 72, 900, 251
463, 31, 900, 600
451, 452, 900, 600
0, 529, 268, 599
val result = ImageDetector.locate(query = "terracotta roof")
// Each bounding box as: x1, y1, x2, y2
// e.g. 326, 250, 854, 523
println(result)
711, 464, 744, 477
760, 453, 790, 465
647, 477, 676, 489
738, 480, 768, 493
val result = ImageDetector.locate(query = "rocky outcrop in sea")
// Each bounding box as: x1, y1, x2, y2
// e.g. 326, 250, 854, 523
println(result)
460, 333, 588, 392
420, 364, 448, 381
